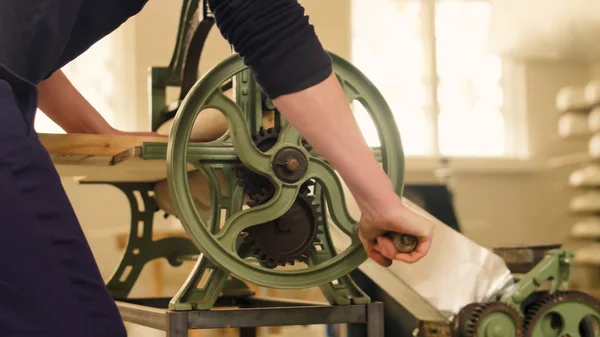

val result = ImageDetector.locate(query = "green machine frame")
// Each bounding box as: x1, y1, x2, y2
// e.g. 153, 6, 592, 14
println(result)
96, 0, 405, 312
81, 1, 600, 336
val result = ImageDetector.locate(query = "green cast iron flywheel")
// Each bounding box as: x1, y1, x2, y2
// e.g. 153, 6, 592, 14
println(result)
166, 52, 406, 289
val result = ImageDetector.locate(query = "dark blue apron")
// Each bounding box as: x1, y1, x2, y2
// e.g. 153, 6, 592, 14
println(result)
0, 0, 147, 335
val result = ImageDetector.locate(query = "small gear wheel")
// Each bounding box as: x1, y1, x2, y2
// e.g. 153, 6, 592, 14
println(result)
235, 126, 322, 268
453, 302, 522, 337
522, 290, 600, 337
245, 183, 323, 268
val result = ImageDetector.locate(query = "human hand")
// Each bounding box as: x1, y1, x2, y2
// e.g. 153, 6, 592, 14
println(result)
357, 192, 434, 267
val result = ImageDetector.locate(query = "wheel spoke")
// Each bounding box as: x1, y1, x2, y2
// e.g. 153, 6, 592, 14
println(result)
561, 316, 581, 337
215, 185, 299, 249
341, 81, 361, 102
277, 122, 303, 147
166, 51, 403, 289
306, 159, 357, 237
207, 91, 271, 173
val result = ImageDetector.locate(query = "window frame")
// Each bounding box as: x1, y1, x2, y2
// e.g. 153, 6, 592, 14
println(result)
351, 0, 532, 173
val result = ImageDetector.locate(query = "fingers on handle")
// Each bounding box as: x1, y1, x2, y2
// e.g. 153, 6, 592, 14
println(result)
361, 230, 430, 265
371, 246, 393, 267
377, 235, 431, 264
388, 233, 418, 253
395, 237, 432, 264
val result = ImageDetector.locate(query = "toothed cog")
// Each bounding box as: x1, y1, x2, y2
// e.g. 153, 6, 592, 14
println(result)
236, 127, 323, 268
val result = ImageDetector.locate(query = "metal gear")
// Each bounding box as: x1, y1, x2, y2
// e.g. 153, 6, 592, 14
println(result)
235, 127, 311, 198
245, 183, 323, 268
454, 303, 483, 337
453, 302, 523, 337
235, 126, 323, 268
522, 291, 600, 337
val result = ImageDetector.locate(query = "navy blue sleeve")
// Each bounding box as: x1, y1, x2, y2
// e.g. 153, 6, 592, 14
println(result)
207, 0, 333, 99
0, 0, 85, 84
47, 0, 148, 77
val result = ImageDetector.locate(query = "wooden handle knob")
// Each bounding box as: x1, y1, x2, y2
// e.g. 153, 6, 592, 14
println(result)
386, 233, 419, 253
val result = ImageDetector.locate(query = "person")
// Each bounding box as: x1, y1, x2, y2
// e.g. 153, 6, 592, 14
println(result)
0, 0, 434, 335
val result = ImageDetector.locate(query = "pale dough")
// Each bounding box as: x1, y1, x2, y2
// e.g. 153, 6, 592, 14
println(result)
153, 169, 228, 215
585, 80, 600, 106
575, 243, 600, 265
589, 133, 600, 158
156, 89, 232, 142
569, 164, 600, 187
153, 89, 232, 215
558, 112, 589, 138
572, 217, 600, 239
556, 86, 587, 111
570, 190, 600, 213
588, 107, 600, 132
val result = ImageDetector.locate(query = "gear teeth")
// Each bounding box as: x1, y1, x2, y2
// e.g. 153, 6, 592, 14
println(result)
455, 302, 522, 337
237, 126, 327, 268
522, 291, 600, 337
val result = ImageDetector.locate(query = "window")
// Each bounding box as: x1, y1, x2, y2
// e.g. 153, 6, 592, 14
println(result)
34, 33, 120, 134
351, 0, 519, 158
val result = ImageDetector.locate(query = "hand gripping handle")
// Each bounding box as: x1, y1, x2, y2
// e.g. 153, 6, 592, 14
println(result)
386, 232, 418, 253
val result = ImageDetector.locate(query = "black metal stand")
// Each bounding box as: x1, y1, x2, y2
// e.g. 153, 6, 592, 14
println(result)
116, 296, 384, 337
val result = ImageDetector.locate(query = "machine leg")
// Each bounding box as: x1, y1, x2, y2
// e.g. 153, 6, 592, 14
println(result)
90, 182, 197, 300
239, 327, 257, 337
367, 302, 384, 337
167, 312, 189, 337
118, 297, 383, 337
169, 255, 230, 311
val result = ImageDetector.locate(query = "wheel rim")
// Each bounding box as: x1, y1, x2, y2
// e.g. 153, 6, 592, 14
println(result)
524, 292, 600, 337
166, 52, 405, 288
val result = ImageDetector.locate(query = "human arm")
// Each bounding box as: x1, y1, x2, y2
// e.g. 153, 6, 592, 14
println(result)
273, 75, 434, 266
208, 0, 434, 266
37, 70, 157, 136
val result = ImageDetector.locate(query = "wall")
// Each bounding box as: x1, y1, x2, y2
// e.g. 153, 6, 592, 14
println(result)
405, 60, 592, 247
592, 62, 600, 79
59, 0, 597, 306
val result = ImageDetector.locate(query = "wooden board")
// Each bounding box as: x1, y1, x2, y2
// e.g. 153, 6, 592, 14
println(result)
39, 110, 274, 183
39, 133, 175, 183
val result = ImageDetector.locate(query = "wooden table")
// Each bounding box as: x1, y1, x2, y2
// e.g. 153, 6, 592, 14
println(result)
40, 133, 171, 182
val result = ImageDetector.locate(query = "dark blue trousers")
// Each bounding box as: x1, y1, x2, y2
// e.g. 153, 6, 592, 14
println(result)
0, 80, 127, 336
